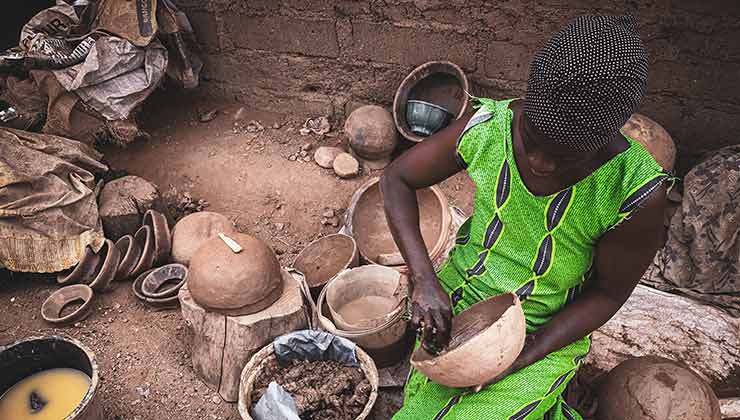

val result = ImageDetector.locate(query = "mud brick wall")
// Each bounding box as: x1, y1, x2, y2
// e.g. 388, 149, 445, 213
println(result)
174, 0, 740, 173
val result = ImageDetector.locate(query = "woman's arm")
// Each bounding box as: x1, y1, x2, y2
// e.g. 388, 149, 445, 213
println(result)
477, 184, 667, 390
381, 113, 471, 351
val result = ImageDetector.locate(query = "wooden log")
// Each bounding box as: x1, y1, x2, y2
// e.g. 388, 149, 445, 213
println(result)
179, 269, 308, 402
591, 285, 740, 393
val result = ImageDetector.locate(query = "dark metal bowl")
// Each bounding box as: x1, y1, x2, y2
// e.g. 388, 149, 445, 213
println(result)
406, 100, 453, 137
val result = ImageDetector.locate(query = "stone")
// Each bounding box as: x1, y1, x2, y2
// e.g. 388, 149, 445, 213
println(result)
313, 146, 343, 169
302, 156, 311, 162
322, 209, 335, 218
333, 153, 360, 178
98, 176, 166, 241
301, 143, 312, 151
299, 150, 308, 158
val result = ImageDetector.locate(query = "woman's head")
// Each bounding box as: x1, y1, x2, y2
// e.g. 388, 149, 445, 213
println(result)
523, 15, 648, 161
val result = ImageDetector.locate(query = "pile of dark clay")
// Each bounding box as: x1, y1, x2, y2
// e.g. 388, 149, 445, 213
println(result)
251, 356, 371, 420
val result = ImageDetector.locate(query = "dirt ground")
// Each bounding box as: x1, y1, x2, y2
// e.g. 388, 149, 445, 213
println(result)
0, 90, 475, 420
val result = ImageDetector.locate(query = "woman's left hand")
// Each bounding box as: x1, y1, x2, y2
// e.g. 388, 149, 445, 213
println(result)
471, 334, 539, 392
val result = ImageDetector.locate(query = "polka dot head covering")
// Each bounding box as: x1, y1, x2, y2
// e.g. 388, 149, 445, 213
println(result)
524, 15, 649, 152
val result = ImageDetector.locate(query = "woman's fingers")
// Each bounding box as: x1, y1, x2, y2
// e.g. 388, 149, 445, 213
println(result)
410, 302, 423, 332
431, 309, 451, 349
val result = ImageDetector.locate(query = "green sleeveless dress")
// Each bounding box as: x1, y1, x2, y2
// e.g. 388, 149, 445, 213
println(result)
393, 98, 668, 420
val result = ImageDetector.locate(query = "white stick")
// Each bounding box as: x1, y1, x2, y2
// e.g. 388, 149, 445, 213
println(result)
218, 233, 243, 253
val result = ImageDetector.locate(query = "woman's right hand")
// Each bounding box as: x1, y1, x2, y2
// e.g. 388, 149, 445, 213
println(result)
410, 275, 453, 354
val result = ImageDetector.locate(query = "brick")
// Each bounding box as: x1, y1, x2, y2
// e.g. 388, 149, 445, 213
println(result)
225, 15, 339, 58
484, 42, 530, 81
670, 0, 740, 17
348, 21, 477, 70
649, 60, 740, 105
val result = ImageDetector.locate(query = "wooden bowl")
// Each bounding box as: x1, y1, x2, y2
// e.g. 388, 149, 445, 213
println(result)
293, 234, 359, 299
114, 234, 142, 281
143, 209, 172, 266
41, 284, 94, 325
393, 61, 470, 143
141, 263, 188, 299
411, 293, 526, 388
130, 225, 156, 277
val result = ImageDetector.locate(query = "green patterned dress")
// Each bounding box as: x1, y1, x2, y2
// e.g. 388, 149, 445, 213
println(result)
393, 98, 667, 420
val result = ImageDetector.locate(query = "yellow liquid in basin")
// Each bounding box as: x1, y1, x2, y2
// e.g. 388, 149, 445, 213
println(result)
0, 368, 91, 420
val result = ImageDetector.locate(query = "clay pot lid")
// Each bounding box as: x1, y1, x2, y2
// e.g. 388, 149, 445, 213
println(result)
114, 234, 143, 281
621, 113, 677, 172
345, 105, 399, 161
393, 61, 470, 143
596, 356, 721, 420
132, 269, 180, 308
143, 209, 172, 266
188, 233, 284, 316
170, 211, 235, 266
41, 284, 94, 325
293, 234, 359, 290
57, 245, 101, 286
131, 225, 156, 277
141, 263, 188, 299
411, 293, 526, 388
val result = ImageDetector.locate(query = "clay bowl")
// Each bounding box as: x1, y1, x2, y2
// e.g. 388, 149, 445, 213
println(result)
41, 284, 94, 325
86, 239, 120, 292
130, 225, 156, 277
141, 263, 188, 299
347, 177, 450, 268
411, 293, 526, 388
143, 209, 172, 266
406, 100, 453, 137
57, 245, 101, 286
132, 269, 180, 308
393, 60, 470, 143
621, 113, 677, 172
114, 234, 143, 281
170, 211, 236, 266
293, 234, 359, 300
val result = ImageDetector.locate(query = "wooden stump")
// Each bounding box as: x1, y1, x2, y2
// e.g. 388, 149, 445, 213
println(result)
179, 269, 308, 402
591, 285, 740, 394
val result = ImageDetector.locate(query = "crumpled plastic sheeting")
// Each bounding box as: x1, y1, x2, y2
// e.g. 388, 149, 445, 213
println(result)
253, 383, 301, 420
53, 36, 168, 121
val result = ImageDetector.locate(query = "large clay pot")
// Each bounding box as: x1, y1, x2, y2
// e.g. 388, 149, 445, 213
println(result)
411, 293, 526, 388
170, 211, 235, 266
621, 113, 677, 172
345, 105, 399, 161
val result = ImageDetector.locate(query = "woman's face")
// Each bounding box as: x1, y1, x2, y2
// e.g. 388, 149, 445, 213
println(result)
521, 112, 598, 177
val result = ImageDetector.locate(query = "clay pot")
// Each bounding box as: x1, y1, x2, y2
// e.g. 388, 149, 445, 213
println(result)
293, 234, 359, 300
621, 113, 677, 172
0, 336, 103, 420
344, 177, 451, 271
141, 263, 188, 299
188, 233, 284, 316
132, 269, 181, 308
130, 225, 156, 277
411, 293, 526, 388
596, 356, 721, 420
87, 239, 120, 292
170, 211, 235, 266
345, 105, 399, 161
57, 246, 100, 286
393, 61, 470, 143
142, 209, 171, 266
41, 284, 94, 325
114, 234, 142, 281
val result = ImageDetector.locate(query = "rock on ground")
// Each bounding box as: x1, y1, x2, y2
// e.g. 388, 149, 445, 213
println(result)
333, 153, 360, 179
314, 146, 343, 169
98, 175, 164, 240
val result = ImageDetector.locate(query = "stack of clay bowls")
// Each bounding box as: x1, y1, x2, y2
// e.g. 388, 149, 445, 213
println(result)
133, 264, 188, 308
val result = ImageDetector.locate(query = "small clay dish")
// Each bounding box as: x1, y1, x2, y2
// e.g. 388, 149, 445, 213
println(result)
87, 239, 121, 292
141, 264, 188, 299
143, 209, 171, 266
114, 234, 143, 281
57, 245, 101, 286
41, 284, 94, 325
131, 225, 156, 277
133, 269, 180, 308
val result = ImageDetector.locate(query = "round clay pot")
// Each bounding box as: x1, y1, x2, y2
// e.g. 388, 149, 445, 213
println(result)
143, 209, 172, 266
57, 246, 101, 286
130, 225, 156, 277
393, 61, 470, 143
293, 234, 359, 299
345, 105, 399, 161
87, 239, 120, 292
132, 269, 180, 308
596, 356, 721, 420
141, 263, 188, 299
411, 293, 526, 388
188, 233, 284, 316
41, 284, 94, 325
170, 211, 235, 266
621, 113, 677, 172
114, 234, 142, 281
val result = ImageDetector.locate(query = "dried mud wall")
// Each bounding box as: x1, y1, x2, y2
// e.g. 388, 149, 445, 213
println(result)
174, 0, 740, 172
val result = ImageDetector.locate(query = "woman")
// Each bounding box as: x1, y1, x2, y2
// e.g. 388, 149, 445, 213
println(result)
382, 15, 669, 420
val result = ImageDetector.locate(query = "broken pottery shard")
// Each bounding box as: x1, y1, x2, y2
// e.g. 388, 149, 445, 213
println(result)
314, 146, 343, 169
333, 153, 360, 179
99, 176, 165, 240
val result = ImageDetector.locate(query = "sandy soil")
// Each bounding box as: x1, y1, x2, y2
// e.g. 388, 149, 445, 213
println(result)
0, 90, 476, 420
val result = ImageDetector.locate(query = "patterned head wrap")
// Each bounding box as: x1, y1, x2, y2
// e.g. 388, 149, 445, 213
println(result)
524, 15, 649, 152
